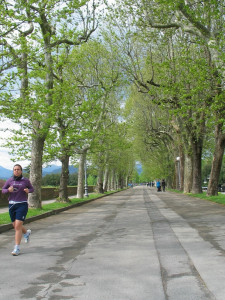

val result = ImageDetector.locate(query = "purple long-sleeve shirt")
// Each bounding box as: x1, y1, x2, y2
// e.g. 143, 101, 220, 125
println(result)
2, 177, 34, 203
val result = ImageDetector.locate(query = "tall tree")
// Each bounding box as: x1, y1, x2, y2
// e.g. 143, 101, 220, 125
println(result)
0, 0, 98, 208
105, 0, 224, 193
128, 0, 225, 194
43, 40, 123, 199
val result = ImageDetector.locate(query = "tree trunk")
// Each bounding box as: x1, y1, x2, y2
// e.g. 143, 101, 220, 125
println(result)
29, 14, 53, 208
28, 134, 45, 208
58, 154, 70, 202
179, 148, 185, 191
96, 167, 104, 193
175, 147, 184, 191
175, 160, 180, 190
107, 171, 112, 191
118, 173, 123, 189
191, 137, 203, 194
77, 151, 86, 198
111, 169, 117, 190
207, 124, 225, 196
183, 154, 193, 193
103, 166, 109, 192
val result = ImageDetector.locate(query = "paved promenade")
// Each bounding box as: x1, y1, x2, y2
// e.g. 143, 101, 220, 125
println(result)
0, 186, 225, 299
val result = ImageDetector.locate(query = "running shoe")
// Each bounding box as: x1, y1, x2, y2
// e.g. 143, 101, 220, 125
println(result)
24, 229, 31, 243
12, 248, 20, 256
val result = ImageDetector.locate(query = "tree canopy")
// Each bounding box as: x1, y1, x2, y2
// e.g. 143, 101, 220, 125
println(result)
1, 0, 225, 203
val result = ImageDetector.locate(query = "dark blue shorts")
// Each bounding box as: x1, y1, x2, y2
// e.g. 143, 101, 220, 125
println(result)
9, 202, 28, 222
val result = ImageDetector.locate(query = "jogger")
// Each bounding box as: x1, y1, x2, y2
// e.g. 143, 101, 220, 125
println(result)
2, 164, 34, 256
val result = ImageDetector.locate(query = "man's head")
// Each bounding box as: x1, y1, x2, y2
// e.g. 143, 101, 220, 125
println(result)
13, 164, 23, 177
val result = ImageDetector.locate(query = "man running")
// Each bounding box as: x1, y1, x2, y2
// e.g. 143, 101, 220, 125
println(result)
2, 164, 34, 256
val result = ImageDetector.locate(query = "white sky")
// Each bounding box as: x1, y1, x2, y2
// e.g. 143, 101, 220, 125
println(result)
0, 119, 30, 169
0, 119, 61, 170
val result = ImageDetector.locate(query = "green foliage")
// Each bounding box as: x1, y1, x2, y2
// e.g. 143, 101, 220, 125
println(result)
41, 173, 61, 186
43, 39, 125, 167
0, 0, 100, 165
87, 175, 97, 186
132, 170, 140, 184
1, 0, 225, 194
124, 87, 175, 183
201, 159, 212, 185
219, 157, 225, 184
41, 173, 78, 186
68, 173, 78, 186
105, 0, 225, 191
139, 172, 152, 183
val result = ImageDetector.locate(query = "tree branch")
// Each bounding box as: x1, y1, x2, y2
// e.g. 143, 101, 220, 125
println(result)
50, 39, 80, 47
146, 78, 161, 87
143, 7, 180, 30
177, 1, 210, 38
143, 2, 210, 39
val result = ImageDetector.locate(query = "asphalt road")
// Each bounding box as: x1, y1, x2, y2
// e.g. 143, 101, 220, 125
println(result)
1, 186, 225, 299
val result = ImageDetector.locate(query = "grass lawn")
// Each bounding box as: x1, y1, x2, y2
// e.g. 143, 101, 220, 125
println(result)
169, 189, 225, 205
0, 191, 116, 225
188, 192, 225, 205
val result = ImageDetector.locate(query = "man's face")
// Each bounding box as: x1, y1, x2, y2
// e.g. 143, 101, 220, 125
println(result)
13, 166, 22, 177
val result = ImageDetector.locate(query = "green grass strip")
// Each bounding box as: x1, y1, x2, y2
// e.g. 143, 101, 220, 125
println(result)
0, 191, 117, 225
169, 189, 225, 205
187, 192, 225, 205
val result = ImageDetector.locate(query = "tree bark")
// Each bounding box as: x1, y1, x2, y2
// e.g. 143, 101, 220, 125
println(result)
175, 160, 180, 190
191, 137, 203, 194
179, 148, 185, 191
118, 173, 123, 189
110, 169, 117, 190
28, 10, 54, 207
207, 124, 225, 196
28, 134, 45, 208
58, 154, 70, 202
77, 151, 86, 198
107, 171, 112, 191
175, 147, 184, 191
96, 167, 104, 194
103, 165, 109, 192
183, 154, 193, 193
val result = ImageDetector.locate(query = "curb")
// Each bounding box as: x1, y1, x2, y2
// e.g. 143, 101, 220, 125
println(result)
0, 190, 124, 234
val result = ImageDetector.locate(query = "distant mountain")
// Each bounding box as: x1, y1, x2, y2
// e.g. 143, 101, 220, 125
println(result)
42, 165, 62, 175
68, 165, 78, 174
42, 165, 78, 175
0, 164, 78, 179
0, 166, 13, 179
